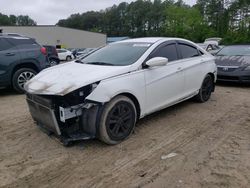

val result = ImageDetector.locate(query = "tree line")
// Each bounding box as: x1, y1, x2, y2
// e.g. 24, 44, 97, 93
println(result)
0, 13, 36, 26
57, 0, 250, 44
0, 0, 249, 44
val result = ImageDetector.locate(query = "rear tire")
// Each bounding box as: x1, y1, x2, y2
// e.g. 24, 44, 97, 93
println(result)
49, 58, 59, 66
66, 56, 72, 61
12, 68, 37, 93
195, 74, 213, 103
98, 96, 137, 145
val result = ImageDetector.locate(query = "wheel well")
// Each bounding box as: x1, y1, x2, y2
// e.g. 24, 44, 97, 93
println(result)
12, 63, 39, 78
208, 72, 215, 91
208, 72, 215, 82
119, 93, 141, 121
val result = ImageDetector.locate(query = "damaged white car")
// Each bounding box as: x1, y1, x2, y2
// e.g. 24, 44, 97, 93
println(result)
25, 38, 217, 146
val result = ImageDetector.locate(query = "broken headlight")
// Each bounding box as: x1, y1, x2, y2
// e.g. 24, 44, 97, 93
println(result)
59, 82, 99, 107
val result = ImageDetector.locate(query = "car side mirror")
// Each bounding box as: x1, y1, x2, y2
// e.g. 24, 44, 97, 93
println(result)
146, 57, 168, 67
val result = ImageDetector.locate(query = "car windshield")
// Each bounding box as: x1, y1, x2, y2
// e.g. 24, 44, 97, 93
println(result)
80, 42, 151, 66
217, 46, 250, 56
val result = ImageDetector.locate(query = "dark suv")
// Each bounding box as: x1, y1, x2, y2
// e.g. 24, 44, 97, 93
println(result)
43, 45, 60, 66
0, 34, 49, 93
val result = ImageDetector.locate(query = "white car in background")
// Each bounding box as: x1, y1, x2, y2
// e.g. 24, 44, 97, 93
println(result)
25, 37, 217, 146
56, 48, 74, 61
75, 48, 96, 57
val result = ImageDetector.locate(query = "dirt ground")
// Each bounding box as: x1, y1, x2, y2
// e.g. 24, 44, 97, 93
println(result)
0, 84, 249, 188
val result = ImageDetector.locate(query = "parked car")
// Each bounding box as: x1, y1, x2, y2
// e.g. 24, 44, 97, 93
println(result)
205, 38, 222, 45
197, 43, 221, 55
67, 48, 79, 58
56, 49, 74, 61
75, 48, 96, 57
43, 45, 60, 66
0, 35, 49, 93
24, 37, 216, 146
215, 45, 250, 83
75, 48, 99, 60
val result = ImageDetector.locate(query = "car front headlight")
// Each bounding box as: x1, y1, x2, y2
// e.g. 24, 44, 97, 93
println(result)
78, 82, 99, 97
243, 66, 250, 71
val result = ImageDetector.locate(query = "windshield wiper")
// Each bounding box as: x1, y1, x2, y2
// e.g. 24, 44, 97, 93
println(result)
86, 62, 114, 66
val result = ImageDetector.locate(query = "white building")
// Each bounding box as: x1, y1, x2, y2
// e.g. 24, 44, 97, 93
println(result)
0, 26, 107, 48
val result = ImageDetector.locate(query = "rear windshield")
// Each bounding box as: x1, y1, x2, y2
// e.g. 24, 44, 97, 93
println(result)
217, 46, 250, 56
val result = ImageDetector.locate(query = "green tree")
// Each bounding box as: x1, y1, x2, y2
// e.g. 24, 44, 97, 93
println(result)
16, 15, 36, 26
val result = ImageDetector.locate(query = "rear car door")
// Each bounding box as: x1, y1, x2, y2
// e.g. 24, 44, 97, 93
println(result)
0, 38, 20, 86
144, 41, 185, 114
176, 41, 205, 96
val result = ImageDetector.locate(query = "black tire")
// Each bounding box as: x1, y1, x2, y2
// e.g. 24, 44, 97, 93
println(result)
66, 56, 72, 61
99, 96, 137, 145
49, 58, 59, 66
12, 68, 37, 93
195, 74, 213, 103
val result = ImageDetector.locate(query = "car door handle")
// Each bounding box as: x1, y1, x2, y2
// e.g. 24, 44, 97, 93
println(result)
5, 53, 15, 56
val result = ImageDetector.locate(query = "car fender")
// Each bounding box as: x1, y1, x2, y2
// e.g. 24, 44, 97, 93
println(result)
86, 70, 146, 118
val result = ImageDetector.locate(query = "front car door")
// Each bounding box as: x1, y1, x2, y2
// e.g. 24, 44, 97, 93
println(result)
144, 41, 185, 114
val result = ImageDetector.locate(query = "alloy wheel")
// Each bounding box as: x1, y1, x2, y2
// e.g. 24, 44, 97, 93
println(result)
17, 71, 35, 89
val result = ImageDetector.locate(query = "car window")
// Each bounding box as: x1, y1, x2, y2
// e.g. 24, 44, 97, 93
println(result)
179, 43, 200, 59
150, 43, 178, 62
0, 38, 14, 51
207, 45, 213, 51
212, 44, 220, 50
44, 46, 52, 53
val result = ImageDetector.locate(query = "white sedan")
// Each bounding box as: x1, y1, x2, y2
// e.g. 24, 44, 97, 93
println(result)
56, 48, 74, 61
25, 37, 217, 146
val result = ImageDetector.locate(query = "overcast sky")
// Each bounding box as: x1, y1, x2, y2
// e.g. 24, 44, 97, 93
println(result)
0, 0, 196, 25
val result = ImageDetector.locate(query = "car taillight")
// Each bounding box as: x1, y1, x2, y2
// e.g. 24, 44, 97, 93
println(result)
40, 47, 47, 55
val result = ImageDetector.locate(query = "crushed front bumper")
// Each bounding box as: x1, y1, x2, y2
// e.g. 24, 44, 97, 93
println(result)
26, 95, 61, 135
26, 94, 99, 145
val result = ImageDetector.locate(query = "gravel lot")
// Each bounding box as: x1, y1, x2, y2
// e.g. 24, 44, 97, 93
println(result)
0, 84, 249, 188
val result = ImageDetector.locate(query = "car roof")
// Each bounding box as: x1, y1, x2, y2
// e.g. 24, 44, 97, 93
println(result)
115, 37, 197, 45
117, 37, 164, 43
0, 35, 32, 40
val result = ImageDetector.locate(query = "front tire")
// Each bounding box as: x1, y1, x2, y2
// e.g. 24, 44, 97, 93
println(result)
99, 96, 137, 145
12, 68, 37, 93
195, 74, 213, 103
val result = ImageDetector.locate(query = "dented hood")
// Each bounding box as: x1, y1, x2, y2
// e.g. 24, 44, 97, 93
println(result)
24, 62, 131, 95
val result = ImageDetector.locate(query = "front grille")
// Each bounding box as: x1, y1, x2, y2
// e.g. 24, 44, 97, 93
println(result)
26, 94, 61, 135
217, 67, 238, 72
217, 75, 239, 81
